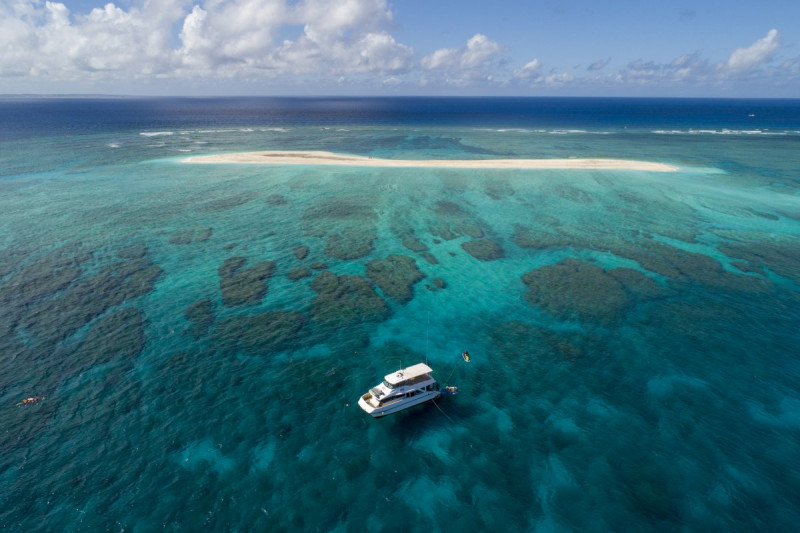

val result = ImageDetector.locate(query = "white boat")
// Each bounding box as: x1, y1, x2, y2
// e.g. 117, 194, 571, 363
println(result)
358, 363, 441, 418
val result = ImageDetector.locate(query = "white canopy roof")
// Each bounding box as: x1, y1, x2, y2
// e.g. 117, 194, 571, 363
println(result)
384, 363, 433, 385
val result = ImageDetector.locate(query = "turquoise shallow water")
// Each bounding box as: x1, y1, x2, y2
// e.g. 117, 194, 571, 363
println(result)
1, 98, 800, 531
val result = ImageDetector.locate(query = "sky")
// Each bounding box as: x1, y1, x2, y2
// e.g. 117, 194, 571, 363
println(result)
1, 0, 799, 96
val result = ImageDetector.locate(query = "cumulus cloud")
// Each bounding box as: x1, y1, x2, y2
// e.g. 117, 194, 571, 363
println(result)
544, 72, 574, 85
1, 0, 187, 78
727, 29, 780, 73
513, 58, 541, 79
421, 33, 505, 84
0, 0, 413, 82
611, 30, 784, 89
0, 4, 792, 95
587, 58, 610, 71
614, 52, 714, 87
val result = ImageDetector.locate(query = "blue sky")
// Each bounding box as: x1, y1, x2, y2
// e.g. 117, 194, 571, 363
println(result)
1, 0, 798, 96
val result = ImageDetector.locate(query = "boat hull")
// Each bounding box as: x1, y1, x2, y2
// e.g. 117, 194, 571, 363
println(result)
358, 391, 440, 418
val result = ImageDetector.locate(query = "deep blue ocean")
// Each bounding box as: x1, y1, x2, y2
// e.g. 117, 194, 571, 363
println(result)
1, 97, 799, 532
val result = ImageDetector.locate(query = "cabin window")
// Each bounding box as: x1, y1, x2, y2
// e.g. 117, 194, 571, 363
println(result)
382, 380, 396, 390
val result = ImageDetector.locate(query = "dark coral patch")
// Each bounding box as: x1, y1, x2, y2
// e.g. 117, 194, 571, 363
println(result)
426, 277, 446, 291
521, 258, 667, 324
184, 298, 214, 338
730, 261, 766, 276
429, 200, 487, 241
302, 197, 378, 260
512, 225, 568, 250
201, 191, 258, 212
218, 256, 275, 307
717, 233, 800, 284
489, 321, 591, 363
116, 243, 148, 260
0, 243, 92, 310
169, 227, 213, 245
310, 271, 390, 327
391, 214, 428, 253
485, 180, 515, 200
462, 239, 505, 261
365, 255, 425, 304
76, 307, 147, 368
419, 252, 438, 265
215, 311, 307, 354
267, 194, 288, 206
287, 267, 311, 281
293, 245, 309, 260
512, 224, 772, 294
21, 256, 162, 343
325, 231, 376, 260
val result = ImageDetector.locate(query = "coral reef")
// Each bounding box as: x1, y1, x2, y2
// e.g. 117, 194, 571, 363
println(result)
218, 256, 275, 307
429, 200, 487, 241
310, 271, 390, 327
287, 267, 311, 281
365, 255, 425, 304
215, 311, 307, 354
169, 227, 213, 245
302, 197, 378, 260
267, 194, 288, 206
521, 258, 667, 323
20, 256, 162, 343
462, 239, 505, 261
201, 192, 258, 212
116, 242, 148, 260
184, 299, 214, 338
293, 245, 309, 260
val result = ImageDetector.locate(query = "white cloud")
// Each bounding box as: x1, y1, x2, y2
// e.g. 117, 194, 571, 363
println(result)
0, 3, 794, 96
421, 33, 505, 85
727, 29, 780, 73
0, 0, 413, 83
544, 72, 573, 85
512, 58, 540, 80
587, 58, 610, 71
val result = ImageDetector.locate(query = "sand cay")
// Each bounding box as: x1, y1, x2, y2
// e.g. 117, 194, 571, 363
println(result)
184, 150, 678, 172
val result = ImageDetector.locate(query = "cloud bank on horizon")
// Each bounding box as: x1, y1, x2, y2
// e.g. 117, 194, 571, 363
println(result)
0, 0, 797, 96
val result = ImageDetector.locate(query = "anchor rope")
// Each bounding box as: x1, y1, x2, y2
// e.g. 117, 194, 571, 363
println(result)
432, 398, 455, 424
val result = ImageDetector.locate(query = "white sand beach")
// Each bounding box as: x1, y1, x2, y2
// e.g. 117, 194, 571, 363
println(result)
183, 150, 678, 172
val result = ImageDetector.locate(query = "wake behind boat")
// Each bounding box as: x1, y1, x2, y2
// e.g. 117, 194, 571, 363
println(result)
358, 363, 441, 418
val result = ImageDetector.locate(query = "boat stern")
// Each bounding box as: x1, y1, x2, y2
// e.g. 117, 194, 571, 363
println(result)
358, 393, 378, 417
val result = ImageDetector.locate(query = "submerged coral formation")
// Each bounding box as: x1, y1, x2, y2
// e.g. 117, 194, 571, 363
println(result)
169, 227, 213, 245
20, 254, 162, 343
201, 192, 258, 212
521, 258, 668, 323
310, 271, 390, 327
287, 267, 312, 281
184, 298, 214, 338
218, 256, 275, 307
461, 238, 505, 261
429, 200, 486, 241
365, 255, 425, 304
215, 311, 307, 354
302, 197, 378, 260
293, 245, 310, 260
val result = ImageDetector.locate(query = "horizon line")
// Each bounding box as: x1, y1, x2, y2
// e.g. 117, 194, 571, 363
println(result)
2, 94, 800, 101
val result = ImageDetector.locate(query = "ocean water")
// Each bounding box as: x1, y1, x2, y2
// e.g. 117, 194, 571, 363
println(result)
1, 97, 799, 532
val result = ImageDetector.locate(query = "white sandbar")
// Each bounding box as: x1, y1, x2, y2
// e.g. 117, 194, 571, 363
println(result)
183, 150, 678, 172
